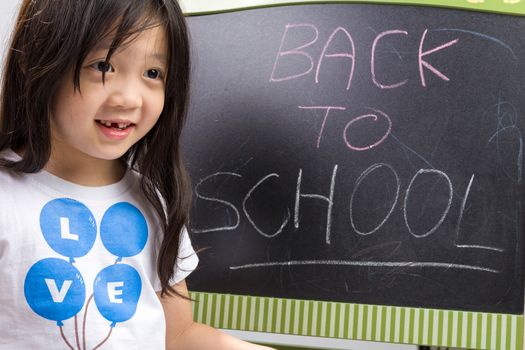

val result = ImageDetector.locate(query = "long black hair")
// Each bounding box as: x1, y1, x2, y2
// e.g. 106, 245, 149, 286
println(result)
0, 0, 192, 297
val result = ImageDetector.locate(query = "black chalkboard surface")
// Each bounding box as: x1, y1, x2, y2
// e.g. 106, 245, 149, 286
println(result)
182, 3, 525, 315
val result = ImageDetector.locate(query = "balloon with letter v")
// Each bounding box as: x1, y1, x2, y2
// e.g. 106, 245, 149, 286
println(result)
24, 258, 86, 326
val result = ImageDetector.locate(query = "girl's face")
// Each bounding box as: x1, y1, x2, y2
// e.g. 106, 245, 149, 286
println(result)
50, 25, 168, 169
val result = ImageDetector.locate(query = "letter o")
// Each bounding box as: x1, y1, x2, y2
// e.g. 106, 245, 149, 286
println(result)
404, 169, 453, 238
350, 163, 400, 236
344, 108, 392, 151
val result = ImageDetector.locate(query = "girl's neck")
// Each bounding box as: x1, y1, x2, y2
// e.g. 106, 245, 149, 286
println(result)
44, 148, 126, 187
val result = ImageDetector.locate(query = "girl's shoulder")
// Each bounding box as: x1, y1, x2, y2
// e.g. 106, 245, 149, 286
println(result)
0, 150, 26, 193
0, 149, 37, 194
0, 151, 33, 231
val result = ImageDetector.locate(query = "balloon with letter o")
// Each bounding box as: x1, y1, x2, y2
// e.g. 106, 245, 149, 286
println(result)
100, 202, 148, 262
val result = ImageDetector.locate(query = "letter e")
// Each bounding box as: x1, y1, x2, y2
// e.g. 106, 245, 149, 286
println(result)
108, 282, 124, 304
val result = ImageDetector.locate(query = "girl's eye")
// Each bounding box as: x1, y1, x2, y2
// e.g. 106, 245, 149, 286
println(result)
91, 61, 114, 73
145, 69, 163, 80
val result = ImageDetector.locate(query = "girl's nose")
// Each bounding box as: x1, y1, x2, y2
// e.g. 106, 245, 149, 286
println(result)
106, 77, 143, 109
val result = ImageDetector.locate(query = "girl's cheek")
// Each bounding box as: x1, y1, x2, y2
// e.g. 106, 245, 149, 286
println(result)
151, 92, 165, 112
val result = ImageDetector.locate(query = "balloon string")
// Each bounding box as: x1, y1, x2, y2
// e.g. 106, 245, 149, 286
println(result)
75, 315, 81, 350
59, 326, 75, 350
82, 294, 94, 350
91, 326, 113, 350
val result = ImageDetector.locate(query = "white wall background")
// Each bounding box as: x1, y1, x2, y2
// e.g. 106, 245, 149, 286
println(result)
0, 1, 20, 67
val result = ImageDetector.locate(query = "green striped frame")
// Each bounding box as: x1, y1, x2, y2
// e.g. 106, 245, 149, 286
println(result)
179, 0, 525, 16
190, 292, 524, 349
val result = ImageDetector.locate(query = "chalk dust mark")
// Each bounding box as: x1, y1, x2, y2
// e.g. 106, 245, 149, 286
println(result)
435, 28, 517, 59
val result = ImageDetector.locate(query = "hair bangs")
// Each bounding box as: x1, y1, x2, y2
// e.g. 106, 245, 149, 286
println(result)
72, 0, 168, 90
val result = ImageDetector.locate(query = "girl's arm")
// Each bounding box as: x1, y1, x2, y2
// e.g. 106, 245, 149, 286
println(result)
157, 280, 277, 350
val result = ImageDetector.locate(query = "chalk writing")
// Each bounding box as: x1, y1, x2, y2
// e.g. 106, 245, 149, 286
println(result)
350, 163, 400, 236
243, 173, 291, 238
404, 169, 453, 238
229, 260, 499, 273
271, 25, 459, 89
192, 172, 242, 233
195, 163, 505, 258
418, 29, 459, 87
315, 27, 355, 90
343, 108, 392, 151
298, 106, 392, 150
295, 165, 338, 244
371, 30, 409, 89
454, 175, 504, 252
270, 24, 319, 82
298, 106, 346, 148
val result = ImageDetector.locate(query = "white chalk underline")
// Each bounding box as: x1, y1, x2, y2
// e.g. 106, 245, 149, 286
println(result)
229, 260, 499, 273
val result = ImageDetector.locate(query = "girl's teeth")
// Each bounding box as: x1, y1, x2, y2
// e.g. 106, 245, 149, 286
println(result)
99, 120, 130, 129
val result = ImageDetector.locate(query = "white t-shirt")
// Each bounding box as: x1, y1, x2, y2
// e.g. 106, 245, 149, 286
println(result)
0, 151, 199, 349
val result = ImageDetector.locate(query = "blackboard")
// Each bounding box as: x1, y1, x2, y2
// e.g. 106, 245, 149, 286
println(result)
182, 3, 525, 316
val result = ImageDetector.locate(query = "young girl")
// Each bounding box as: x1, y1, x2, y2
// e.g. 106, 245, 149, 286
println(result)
0, 0, 275, 349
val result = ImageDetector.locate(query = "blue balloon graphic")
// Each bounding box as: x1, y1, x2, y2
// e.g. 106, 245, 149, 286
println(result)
100, 202, 148, 262
24, 258, 86, 326
93, 264, 142, 326
40, 198, 97, 262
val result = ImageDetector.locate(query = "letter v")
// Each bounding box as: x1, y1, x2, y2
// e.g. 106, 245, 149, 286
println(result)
45, 279, 73, 303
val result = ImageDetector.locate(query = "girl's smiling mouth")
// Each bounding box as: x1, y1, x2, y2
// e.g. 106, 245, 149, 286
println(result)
95, 119, 135, 139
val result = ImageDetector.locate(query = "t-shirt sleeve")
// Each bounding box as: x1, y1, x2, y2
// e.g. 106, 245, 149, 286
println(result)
170, 226, 199, 285
153, 227, 199, 291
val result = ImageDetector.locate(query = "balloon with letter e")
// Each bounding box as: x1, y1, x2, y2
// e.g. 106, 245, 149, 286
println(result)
93, 264, 142, 326
24, 258, 86, 326
40, 198, 97, 263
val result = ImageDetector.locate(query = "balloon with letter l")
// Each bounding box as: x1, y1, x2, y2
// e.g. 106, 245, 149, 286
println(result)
40, 198, 97, 263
